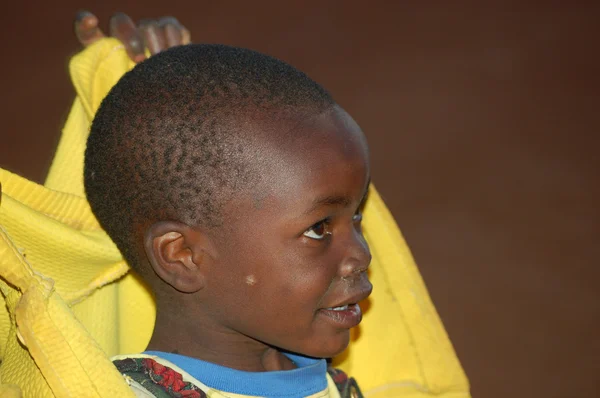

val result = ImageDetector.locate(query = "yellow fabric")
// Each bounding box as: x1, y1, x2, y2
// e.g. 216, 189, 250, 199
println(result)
0, 38, 469, 397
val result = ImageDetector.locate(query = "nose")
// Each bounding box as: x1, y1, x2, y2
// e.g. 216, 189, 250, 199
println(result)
339, 229, 372, 278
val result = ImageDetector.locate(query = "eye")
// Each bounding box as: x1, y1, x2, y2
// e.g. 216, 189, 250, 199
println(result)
353, 204, 364, 224
352, 210, 363, 233
303, 218, 331, 240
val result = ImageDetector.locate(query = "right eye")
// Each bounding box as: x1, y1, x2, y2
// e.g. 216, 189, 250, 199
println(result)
303, 219, 331, 240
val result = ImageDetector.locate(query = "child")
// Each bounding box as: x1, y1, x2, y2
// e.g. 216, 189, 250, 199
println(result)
0, 13, 470, 397
85, 43, 372, 397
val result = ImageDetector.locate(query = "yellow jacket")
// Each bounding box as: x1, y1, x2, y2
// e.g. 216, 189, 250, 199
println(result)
0, 38, 469, 398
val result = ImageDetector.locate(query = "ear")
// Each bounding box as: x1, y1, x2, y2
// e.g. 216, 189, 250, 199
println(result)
143, 221, 213, 293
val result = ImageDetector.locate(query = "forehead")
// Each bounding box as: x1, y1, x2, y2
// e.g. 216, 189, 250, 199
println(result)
247, 105, 370, 205
257, 105, 368, 170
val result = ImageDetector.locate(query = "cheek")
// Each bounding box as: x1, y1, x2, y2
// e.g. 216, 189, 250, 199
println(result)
214, 228, 341, 318
263, 246, 339, 309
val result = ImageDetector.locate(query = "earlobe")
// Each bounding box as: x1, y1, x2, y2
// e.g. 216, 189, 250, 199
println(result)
144, 221, 209, 293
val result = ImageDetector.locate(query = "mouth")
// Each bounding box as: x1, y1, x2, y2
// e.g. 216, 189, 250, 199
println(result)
324, 283, 373, 311
317, 284, 373, 329
317, 303, 363, 329
326, 304, 352, 311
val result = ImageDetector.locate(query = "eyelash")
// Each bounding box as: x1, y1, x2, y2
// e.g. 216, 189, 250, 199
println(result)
303, 217, 332, 240
302, 210, 363, 241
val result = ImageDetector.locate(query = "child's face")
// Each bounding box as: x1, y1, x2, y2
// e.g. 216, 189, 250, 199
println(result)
202, 106, 371, 359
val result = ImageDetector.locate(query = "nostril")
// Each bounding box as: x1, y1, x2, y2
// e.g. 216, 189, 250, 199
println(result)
340, 266, 369, 282
355, 267, 368, 274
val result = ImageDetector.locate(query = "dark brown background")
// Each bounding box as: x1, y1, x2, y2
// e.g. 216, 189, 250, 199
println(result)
1, 2, 598, 397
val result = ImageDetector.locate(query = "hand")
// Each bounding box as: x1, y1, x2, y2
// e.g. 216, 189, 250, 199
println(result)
74, 10, 191, 63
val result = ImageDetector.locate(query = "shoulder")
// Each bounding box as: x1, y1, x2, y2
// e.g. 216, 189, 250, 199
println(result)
111, 354, 364, 398
112, 354, 211, 398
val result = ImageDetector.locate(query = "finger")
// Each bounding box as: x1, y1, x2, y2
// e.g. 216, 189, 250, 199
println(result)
181, 27, 191, 45
74, 10, 105, 47
159, 17, 184, 47
139, 19, 167, 55
109, 12, 146, 63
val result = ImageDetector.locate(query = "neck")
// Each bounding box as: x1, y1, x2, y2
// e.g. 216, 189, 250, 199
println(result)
145, 297, 296, 372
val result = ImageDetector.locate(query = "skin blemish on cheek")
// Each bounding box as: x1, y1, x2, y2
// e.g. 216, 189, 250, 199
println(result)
245, 274, 258, 286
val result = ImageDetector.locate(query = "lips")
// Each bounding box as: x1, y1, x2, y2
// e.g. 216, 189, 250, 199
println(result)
318, 304, 363, 328
323, 283, 373, 311
317, 283, 373, 329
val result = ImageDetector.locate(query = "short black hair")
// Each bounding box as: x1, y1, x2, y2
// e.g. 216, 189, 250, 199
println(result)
84, 44, 334, 270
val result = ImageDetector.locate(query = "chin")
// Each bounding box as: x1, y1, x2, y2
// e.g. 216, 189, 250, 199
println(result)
298, 330, 351, 359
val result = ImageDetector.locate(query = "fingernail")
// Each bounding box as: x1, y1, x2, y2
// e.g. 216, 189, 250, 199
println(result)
75, 10, 93, 22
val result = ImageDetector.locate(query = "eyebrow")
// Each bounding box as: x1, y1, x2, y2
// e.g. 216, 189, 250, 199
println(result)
303, 195, 352, 216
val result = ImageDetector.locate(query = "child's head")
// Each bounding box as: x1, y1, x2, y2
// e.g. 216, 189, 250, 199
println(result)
85, 44, 372, 363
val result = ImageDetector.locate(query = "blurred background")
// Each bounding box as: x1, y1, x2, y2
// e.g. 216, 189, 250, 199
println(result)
1, 2, 598, 397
